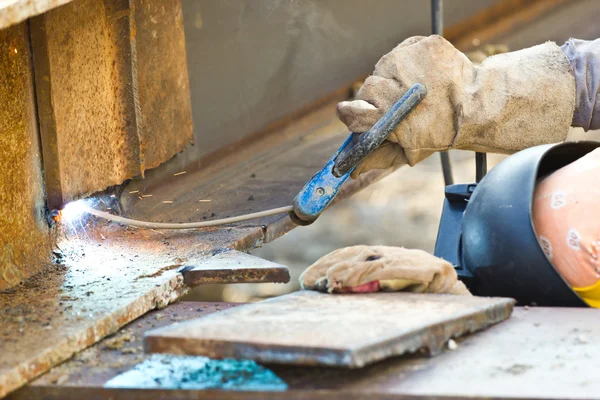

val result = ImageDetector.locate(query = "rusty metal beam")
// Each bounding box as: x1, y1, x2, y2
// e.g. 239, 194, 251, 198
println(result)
0, 21, 52, 290
30, 0, 143, 209
134, 0, 193, 171
29, 0, 193, 209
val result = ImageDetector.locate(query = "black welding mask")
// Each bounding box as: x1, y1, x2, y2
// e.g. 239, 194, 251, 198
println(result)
434, 141, 600, 307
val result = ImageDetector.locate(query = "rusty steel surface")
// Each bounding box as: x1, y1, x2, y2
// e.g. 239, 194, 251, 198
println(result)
30, 0, 142, 209
17, 302, 241, 391
134, 0, 193, 171
144, 291, 515, 368
14, 305, 600, 400
0, 22, 52, 290
29, 0, 192, 209
182, 250, 290, 286
0, 218, 289, 398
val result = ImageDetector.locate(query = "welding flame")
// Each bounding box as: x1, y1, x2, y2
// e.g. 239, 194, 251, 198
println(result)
60, 199, 92, 223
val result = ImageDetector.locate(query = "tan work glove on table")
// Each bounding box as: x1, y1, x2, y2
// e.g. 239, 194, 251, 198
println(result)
300, 245, 470, 295
339, 35, 576, 178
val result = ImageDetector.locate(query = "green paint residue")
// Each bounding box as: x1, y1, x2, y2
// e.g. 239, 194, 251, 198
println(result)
104, 354, 287, 391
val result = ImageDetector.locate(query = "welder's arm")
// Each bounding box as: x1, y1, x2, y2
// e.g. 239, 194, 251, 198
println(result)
299, 245, 470, 295
562, 38, 600, 131
340, 35, 578, 178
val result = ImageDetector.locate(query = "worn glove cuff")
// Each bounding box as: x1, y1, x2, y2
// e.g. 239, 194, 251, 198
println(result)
561, 38, 600, 131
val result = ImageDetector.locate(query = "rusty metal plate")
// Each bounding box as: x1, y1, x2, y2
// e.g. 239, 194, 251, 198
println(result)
181, 250, 290, 286
144, 291, 514, 368
0, 22, 52, 290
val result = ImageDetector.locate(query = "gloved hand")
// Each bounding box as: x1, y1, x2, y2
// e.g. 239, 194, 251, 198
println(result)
299, 245, 470, 295
338, 35, 575, 178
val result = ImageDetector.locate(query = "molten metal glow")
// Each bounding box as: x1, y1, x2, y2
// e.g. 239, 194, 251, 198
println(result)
60, 199, 91, 223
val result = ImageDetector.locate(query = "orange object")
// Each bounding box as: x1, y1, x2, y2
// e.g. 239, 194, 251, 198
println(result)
532, 148, 600, 307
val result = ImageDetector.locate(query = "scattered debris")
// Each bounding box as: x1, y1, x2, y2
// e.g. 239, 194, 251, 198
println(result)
155, 313, 164, 321
173, 171, 187, 176
141, 194, 153, 198
104, 332, 134, 350
447, 339, 458, 351
121, 347, 141, 354
248, 195, 255, 201
162, 201, 174, 204
198, 199, 211, 203
128, 190, 139, 194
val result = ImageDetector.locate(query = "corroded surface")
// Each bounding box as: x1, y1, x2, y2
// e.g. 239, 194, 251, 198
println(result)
29, 0, 192, 208
0, 0, 74, 31
182, 250, 290, 286
14, 305, 600, 400
145, 291, 515, 368
30, 0, 142, 208
134, 0, 193, 170
18, 302, 241, 390
0, 22, 52, 290
0, 219, 285, 398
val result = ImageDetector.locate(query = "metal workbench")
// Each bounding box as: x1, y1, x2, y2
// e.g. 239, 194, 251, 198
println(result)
10, 301, 600, 400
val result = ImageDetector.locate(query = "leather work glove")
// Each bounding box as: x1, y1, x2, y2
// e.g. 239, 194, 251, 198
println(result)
338, 35, 576, 178
299, 245, 470, 295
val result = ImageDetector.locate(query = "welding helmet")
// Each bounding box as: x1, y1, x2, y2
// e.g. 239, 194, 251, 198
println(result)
435, 141, 600, 307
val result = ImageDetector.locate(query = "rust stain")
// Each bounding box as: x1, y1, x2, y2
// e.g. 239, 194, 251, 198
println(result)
134, 0, 193, 170
136, 264, 183, 280
0, 22, 53, 290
